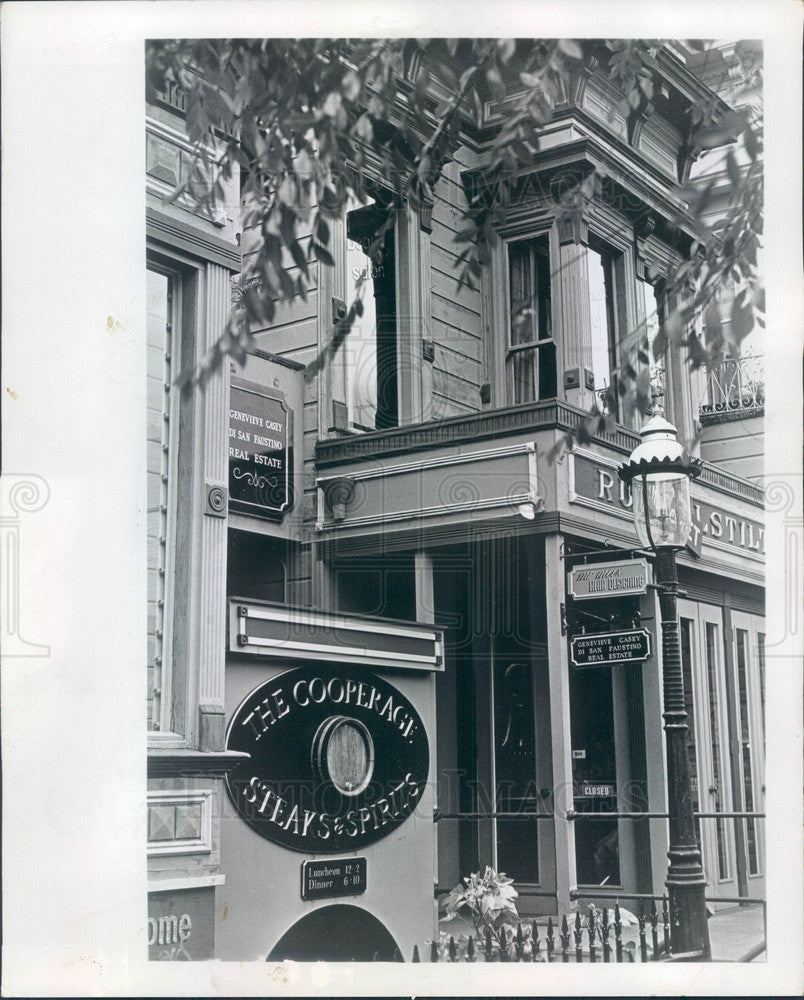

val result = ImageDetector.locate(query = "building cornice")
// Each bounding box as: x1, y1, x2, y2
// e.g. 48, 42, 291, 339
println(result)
146, 207, 242, 273
314, 401, 764, 510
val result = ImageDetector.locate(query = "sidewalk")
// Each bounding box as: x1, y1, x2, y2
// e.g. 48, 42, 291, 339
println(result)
707, 903, 766, 961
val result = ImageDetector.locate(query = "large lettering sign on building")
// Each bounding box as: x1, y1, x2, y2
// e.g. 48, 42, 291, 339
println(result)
229, 380, 292, 518
225, 669, 429, 853
571, 453, 764, 556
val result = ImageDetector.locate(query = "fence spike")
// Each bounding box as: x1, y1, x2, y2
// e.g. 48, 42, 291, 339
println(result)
466, 935, 476, 963
650, 899, 659, 960
499, 926, 509, 961
601, 906, 611, 963
412, 944, 420, 963
638, 904, 648, 964
560, 914, 570, 963
662, 895, 670, 955
513, 922, 525, 960
614, 902, 623, 963
448, 935, 457, 962
574, 909, 583, 962
430, 939, 439, 963
546, 917, 555, 962
485, 927, 494, 962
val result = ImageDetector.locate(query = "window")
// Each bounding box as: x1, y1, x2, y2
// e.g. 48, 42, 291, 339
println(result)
227, 530, 287, 604
704, 621, 730, 880
639, 278, 667, 412
586, 241, 619, 409
147, 266, 180, 732
507, 235, 555, 403
344, 194, 398, 430
735, 628, 759, 875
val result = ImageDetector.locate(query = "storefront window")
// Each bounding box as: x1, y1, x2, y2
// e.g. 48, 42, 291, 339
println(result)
679, 618, 701, 802
735, 628, 759, 875
507, 235, 555, 403
704, 621, 730, 880
570, 666, 620, 886
493, 658, 538, 883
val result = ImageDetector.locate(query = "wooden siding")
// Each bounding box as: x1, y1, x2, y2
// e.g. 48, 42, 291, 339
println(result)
429, 151, 483, 418
700, 415, 764, 484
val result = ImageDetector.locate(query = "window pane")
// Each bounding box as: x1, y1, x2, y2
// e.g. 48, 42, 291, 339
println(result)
511, 349, 537, 404
735, 628, 759, 874
147, 268, 172, 731
494, 659, 538, 882
704, 622, 729, 880
508, 236, 552, 404
640, 280, 666, 410
757, 632, 765, 753
587, 247, 616, 397
570, 666, 620, 886
679, 618, 702, 849
345, 196, 398, 431
345, 198, 379, 430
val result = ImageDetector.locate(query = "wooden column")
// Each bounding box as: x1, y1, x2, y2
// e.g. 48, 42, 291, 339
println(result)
544, 533, 577, 912
196, 262, 231, 751
396, 202, 431, 425
552, 227, 594, 409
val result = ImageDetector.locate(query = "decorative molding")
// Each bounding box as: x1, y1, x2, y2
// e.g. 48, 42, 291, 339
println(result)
147, 788, 213, 857
205, 483, 227, 518
319, 476, 355, 521
699, 407, 764, 427
148, 874, 226, 894
316, 400, 640, 466
418, 198, 434, 233
146, 207, 241, 272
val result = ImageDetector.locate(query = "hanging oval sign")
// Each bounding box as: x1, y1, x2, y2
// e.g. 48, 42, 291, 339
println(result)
225, 668, 429, 853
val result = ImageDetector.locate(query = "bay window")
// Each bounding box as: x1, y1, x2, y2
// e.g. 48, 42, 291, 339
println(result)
344, 194, 398, 431
507, 235, 556, 404
586, 241, 620, 409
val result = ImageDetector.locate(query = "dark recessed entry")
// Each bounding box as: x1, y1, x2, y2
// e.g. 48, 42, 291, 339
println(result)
266, 904, 401, 962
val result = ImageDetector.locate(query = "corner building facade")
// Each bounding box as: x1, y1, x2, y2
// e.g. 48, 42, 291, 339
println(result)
146, 41, 765, 961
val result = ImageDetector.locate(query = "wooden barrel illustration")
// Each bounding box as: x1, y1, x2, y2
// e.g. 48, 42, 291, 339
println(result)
311, 715, 375, 796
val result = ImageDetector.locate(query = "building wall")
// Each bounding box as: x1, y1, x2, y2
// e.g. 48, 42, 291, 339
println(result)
701, 413, 764, 484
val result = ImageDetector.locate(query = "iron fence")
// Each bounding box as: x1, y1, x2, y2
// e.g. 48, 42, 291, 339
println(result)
432, 806, 766, 961
700, 354, 764, 417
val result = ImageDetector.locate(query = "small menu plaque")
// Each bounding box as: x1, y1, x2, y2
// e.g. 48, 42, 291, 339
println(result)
301, 857, 367, 901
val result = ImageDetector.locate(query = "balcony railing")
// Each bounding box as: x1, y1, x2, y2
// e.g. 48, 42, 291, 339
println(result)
701, 354, 764, 420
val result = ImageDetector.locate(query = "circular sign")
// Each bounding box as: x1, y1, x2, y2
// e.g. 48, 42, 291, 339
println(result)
225, 668, 429, 853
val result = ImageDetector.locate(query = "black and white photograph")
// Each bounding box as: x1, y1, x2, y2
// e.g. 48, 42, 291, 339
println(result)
2, 2, 802, 996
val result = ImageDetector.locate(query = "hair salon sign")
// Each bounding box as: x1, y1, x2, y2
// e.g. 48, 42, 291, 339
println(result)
571, 453, 764, 557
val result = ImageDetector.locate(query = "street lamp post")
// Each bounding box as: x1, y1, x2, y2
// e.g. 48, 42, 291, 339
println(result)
618, 415, 711, 960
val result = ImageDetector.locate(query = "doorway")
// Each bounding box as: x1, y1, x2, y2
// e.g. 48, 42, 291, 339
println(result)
677, 599, 739, 901
267, 905, 401, 961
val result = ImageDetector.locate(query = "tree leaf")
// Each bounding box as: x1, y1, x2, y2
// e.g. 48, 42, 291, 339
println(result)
730, 297, 754, 343
558, 39, 583, 60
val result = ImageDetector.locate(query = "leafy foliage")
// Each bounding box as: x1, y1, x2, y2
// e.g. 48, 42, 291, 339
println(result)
146, 37, 763, 451
441, 865, 521, 948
